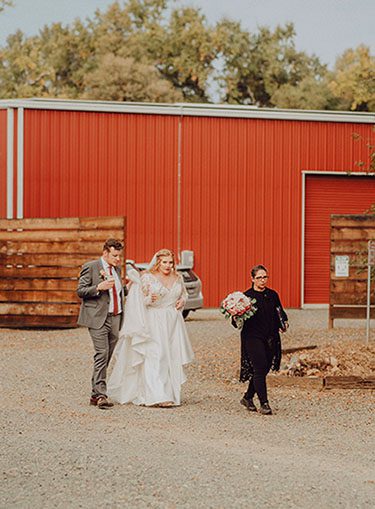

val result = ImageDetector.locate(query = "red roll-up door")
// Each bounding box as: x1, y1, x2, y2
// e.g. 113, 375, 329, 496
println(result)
304, 174, 375, 304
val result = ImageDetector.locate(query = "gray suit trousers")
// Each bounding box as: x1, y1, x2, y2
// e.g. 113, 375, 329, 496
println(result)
89, 314, 121, 398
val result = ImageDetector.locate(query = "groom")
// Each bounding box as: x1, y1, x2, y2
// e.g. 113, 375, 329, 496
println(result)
77, 238, 125, 409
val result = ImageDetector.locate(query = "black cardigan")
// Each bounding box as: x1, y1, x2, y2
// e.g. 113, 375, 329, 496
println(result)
238, 286, 288, 381
241, 287, 288, 340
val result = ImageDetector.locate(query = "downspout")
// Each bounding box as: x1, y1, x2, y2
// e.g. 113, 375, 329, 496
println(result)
177, 106, 183, 259
301, 172, 306, 308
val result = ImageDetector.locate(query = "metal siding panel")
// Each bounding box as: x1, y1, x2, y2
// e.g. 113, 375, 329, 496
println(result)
181, 117, 302, 308
0, 110, 7, 218
22, 107, 374, 308
181, 117, 374, 308
305, 175, 375, 304
23, 110, 179, 263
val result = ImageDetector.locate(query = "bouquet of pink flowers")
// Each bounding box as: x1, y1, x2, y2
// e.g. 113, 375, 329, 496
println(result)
220, 291, 257, 329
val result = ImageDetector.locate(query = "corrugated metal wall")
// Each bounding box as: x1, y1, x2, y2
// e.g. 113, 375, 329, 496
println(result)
24, 109, 179, 262
181, 116, 373, 307
14, 108, 375, 307
0, 110, 7, 218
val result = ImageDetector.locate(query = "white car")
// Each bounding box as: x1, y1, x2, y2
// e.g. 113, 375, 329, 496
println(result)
126, 260, 203, 319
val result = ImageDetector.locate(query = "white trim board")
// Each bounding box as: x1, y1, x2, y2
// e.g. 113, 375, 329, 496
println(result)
6, 108, 14, 219
0, 99, 374, 124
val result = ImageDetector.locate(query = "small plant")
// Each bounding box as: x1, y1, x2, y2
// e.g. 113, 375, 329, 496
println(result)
352, 126, 375, 174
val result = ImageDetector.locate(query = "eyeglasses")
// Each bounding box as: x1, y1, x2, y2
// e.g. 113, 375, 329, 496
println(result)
254, 275, 268, 280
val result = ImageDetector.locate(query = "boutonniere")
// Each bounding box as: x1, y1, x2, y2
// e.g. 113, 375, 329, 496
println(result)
100, 269, 107, 280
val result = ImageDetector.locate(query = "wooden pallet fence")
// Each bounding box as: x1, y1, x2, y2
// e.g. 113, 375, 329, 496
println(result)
0, 217, 126, 328
329, 214, 375, 328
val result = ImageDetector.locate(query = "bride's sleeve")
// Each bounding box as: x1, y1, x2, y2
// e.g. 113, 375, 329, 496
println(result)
141, 273, 153, 306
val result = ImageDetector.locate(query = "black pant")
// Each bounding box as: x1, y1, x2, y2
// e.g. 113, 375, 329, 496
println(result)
244, 336, 273, 405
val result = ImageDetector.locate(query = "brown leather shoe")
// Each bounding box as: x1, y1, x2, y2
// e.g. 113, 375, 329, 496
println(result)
90, 396, 98, 406
240, 397, 257, 412
97, 396, 114, 409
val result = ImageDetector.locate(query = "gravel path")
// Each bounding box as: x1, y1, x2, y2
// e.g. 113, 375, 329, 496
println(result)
1, 309, 374, 508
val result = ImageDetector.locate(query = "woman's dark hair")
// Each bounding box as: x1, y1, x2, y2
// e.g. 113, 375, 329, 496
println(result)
103, 238, 124, 252
251, 264, 268, 278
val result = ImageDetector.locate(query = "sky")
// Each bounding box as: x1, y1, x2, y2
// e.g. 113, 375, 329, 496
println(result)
0, 0, 374, 68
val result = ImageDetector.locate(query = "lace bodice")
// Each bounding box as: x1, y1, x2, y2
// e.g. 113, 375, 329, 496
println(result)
141, 272, 187, 308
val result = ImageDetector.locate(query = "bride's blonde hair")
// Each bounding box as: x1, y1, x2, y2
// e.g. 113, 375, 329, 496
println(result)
149, 249, 176, 273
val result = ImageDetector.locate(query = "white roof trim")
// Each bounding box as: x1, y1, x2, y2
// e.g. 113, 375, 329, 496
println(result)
0, 99, 374, 124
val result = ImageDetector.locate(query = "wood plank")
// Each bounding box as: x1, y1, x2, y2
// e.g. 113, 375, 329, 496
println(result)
0, 279, 78, 291
0, 241, 105, 255
0, 218, 80, 230
331, 280, 369, 292
79, 217, 125, 229
331, 228, 375, 241
0, 230, 125, 242
0, 266, 80, 278
282, 345, 318, 354
268, 375, 323, 389
330, 254, 366, 267
0, 216, 125, 231
330, 306, 375, 319
0, 302, 80, 316
323, 376, 375, 389
330, 240, 368, 254
330, 294, 370, 305
330, 268, 368, 281
0, 315, 78, 328
0, 290, 79, 303
0, 253, 102, 266
1, 255, 125, 271
331, 215, 375, 228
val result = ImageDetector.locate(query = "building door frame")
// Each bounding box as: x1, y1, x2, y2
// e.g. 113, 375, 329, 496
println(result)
301, 170, 374, 309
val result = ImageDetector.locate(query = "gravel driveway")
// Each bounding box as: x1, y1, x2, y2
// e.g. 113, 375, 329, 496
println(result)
1, 309, 374, 508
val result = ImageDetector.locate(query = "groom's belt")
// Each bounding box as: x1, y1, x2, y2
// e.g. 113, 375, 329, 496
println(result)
107, 311, 122, 317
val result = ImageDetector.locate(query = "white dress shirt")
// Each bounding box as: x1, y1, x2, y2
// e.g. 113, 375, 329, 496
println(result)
101, 257, 122, 314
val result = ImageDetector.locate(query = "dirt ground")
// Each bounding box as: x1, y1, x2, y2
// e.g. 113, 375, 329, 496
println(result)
1, 309, 374, 508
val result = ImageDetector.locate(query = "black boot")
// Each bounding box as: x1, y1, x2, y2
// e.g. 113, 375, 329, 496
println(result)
240, 397, 257, 412
259, 402, 273, 415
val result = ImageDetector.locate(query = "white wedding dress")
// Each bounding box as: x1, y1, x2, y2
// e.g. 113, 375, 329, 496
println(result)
107, 269, 194, 406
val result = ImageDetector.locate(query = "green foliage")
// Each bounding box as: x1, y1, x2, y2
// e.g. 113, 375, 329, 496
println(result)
329, 45, 375, 111
352, 126, 375, 173
0, 0, 373, 109
216, 22, 328, 107
83, 53, 182, 102
155, 7, 216, 101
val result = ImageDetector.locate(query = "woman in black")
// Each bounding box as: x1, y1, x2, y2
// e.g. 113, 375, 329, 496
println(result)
239, 265, 288, 415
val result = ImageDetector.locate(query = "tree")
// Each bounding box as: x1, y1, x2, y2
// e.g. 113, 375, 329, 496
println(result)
270, 76, 339, 110
329, 45, 375, 111
0, 31, 44, 98
83, 53, 182, 102
0, 20, 93, 98
1, 0, 372, 111
155, 7, 217, 101
0, 0, 13, 13
216, 21, 329, 108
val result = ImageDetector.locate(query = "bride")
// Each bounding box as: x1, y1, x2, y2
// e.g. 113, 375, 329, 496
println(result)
107, 249, 194, 407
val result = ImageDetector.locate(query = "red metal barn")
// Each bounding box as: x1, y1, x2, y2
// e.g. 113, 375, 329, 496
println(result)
1, 99, 374, 308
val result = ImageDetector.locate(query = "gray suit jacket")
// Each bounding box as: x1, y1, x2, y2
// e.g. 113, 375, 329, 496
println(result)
77, 259, 125, 329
